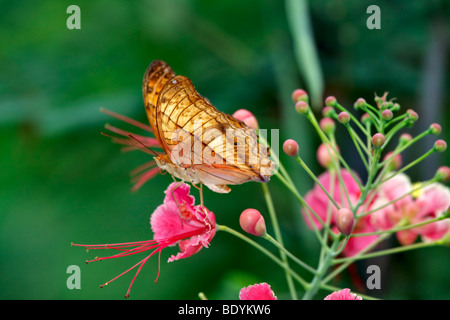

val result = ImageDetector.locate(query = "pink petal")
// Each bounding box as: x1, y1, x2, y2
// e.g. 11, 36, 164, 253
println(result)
324, 288, 362, 300
164, 182, 196, 208
377, 173, 412, 202
239, 283, 277, 300
342, 216, 378, 257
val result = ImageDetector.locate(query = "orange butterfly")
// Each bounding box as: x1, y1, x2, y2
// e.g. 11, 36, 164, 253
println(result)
104, 60, 274, 194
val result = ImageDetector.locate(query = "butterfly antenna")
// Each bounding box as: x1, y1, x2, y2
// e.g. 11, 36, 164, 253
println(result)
127, 134, 160, 157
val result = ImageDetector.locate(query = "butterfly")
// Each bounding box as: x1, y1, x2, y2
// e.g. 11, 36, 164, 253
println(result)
103, 60, 274, 194
142, 60, 276, 193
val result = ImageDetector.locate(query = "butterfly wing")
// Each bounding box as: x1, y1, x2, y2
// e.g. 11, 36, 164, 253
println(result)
142, 60, 176, 146
154, 74, 274, 190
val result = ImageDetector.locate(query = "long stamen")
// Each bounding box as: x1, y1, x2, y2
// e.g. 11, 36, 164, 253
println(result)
131, 167, 161, 192
130, 160, 157, 177
105, 124, 160, 148
100, 107, 154, 132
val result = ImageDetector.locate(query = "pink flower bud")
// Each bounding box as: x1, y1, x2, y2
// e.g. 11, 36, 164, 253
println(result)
399, 133, 413, 145
325, 96, 337, 107
295, 100, 309, 114
361, 113, 370, 124
322, 106, 335, 117
283, 139, 299, 157
232, 109, 259, 130
336, 208, 355, 236
383, 151, 402, 171
381, 109, 393, 120
239, 209, 266, 237
429, 123, 442, 135
434, 139, 447, 152
372, 133, 385, 148
292, 89, 308, 103
435, 166, 450, 182
406, 109, 419, 122
320, 117, 335, 134
338, 111, 350, 124
317, 143, 340, 168
380, 101, 391, 110
354, 98, 366, 110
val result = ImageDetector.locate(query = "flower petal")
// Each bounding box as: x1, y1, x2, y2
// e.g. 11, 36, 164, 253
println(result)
239, 283, 277, 300
324, 288, 362, 300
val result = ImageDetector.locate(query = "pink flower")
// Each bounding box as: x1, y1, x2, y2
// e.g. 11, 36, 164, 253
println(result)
73, 182, 216, 298
411, 183, 450, 242
370, 174, 414, 230
302, 169, 378, 256
303, 169, 361, 229
324, 288, 362, 300
100, 108, 163, 192
239, 283, 277, 300
370, 174, 450, 244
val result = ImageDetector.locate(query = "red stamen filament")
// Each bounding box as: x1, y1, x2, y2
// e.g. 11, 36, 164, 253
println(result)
100, 107, 153, 132
72, 226, 209, 298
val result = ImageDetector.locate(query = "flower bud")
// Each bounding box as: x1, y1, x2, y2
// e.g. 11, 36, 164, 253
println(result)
336, 208, 355, 236
325, 96, 337, 107
435, 166, 450, 182
233, 109, 258, 130
406, 109, 419, 122
320, 117, 335, 135
354, 98, 366, 110
292, 89, 308, 103
361, 113, 370, 125
434, 139, 447, 152
372, 133, 385, 148
383, 151, 402, 171
322, 106, 335, 118
317, 143, 340, 168
391, 103, 400, 111
240, 209, 266, 237
338, 111, 350, 124
399, 133, 413, 146
295, 101, 309, 114
381, 109, 393, 121
429, 123, 442, 135
380, 102, 390, 110
283, 139, 299, 157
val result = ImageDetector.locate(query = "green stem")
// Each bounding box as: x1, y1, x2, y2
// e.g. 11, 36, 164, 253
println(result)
296, 156, 340, 210
264, 234, 317, 274
275, 172, 335, 242
379, 129, 431, 167
217, 224, 310, 289
345, 123, 370, 171
322, 232, 391, 284
302, 238, 340, 300
358, 178, 437, 218
334, 103, 368, 135
374, 149, 435, 187
352, 213, 449, 237
306, 110, 364, 190
332, 240, 439, 264
261, 183, 298, 299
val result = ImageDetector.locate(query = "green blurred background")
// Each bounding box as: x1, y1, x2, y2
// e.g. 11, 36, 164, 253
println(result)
1, 0, 449, 300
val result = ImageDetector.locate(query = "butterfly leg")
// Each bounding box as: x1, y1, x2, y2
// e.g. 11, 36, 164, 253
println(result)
192, 183, 213, 228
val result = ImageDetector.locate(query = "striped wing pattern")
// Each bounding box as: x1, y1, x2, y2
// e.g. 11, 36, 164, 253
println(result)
142, 60, 273, 193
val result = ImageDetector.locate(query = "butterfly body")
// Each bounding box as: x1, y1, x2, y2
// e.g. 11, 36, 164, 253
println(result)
143, 60, 274, 193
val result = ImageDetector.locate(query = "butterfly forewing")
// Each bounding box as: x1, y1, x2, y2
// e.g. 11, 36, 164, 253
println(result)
142, 60, 176, 144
